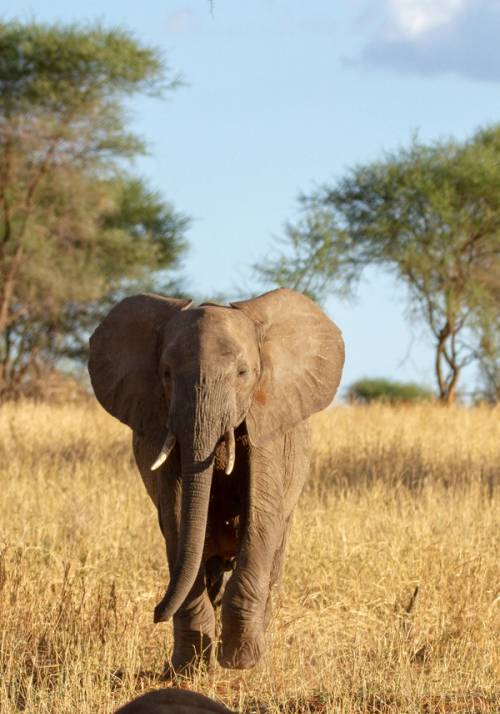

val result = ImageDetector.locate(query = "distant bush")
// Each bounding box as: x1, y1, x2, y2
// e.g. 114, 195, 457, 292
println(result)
347, 378, 434, 404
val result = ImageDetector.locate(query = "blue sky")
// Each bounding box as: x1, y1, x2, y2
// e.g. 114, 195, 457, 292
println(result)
3, 0, 500, 395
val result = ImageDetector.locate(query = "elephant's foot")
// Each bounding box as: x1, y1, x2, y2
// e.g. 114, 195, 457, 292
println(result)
220, 580, 269, 668
218, 632, 265, 669
161, 655, 214, 681
167, 626, 215, 678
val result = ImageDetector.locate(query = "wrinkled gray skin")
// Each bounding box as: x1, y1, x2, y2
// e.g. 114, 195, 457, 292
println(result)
89, 288, 344, 672
114, 688, 235, 713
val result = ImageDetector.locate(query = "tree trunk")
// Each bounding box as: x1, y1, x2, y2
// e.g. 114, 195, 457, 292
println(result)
435, 332, 461, 404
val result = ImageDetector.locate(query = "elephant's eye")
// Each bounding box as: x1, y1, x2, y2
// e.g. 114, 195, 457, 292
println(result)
163, 368, 171, 381
237, 365, 249, 377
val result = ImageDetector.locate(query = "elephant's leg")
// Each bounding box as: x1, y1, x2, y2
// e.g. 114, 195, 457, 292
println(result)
270, 514, 293, 590
156, 469, 216, 674
133, 437, 216, 674
263, 515, 293, 629
159, 518, 216, 674
260, 423, 309, 629
219, 519, 284, 668
219, 445, 286, 669
169, 566, 216, 673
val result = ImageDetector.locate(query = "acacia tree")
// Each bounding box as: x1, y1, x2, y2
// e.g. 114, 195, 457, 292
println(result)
0, 22, 187, 395
257, 127, 500, 403
472, 255, 500, 402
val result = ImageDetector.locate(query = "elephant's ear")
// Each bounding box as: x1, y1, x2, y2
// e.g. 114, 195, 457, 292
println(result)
231, 288, 344, 445
88, 294, 192, 441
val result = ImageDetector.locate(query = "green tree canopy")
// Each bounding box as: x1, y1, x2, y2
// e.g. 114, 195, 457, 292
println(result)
0, 22, 187, 395
257, 127, 500, 403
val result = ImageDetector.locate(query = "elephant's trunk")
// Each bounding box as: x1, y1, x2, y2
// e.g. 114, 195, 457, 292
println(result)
154, 455, 214, 623
154, 375, 233, 624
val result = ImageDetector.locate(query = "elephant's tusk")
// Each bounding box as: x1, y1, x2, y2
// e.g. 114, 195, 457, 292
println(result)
224, 428, 235, 475
151, 432, 176, 471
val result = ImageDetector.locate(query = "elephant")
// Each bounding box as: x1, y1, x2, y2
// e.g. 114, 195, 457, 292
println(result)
114, 688, 235, 713
88, 287, 344, 672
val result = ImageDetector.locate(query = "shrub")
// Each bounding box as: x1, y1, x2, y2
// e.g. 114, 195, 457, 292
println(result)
347, 378, 433, 404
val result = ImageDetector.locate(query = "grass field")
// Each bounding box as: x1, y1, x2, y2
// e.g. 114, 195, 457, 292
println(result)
0, 401, 499, 713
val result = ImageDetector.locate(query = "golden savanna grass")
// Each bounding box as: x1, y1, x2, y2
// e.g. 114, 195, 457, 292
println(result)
0, 401, 499, 713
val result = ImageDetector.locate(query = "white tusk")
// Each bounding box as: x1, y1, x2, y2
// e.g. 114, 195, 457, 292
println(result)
151, 432, 176, 471
224, 428, 235, 475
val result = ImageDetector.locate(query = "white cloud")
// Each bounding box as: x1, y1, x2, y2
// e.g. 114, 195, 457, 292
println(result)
389, 0, 467, 36
356, 0, 500, 83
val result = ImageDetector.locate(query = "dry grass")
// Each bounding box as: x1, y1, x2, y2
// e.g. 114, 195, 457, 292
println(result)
0, 401, 499, 713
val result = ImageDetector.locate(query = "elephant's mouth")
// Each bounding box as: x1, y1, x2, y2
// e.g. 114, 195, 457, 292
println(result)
214, 429, 250, 473
207, 420, 250, 557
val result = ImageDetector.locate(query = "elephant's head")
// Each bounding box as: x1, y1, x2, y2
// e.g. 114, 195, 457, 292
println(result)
88, 288, 344, 622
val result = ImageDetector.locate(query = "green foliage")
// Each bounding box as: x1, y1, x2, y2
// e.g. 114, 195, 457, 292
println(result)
256, 126, 500, 402
0, 21, 187, 394
347, 378, 433, 404
0, 21, 170, 110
